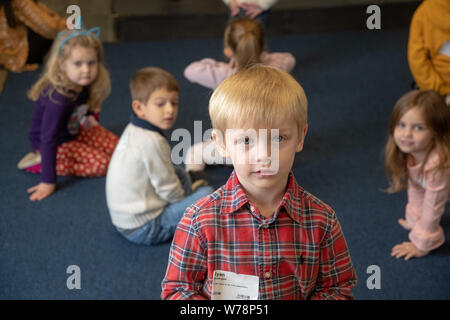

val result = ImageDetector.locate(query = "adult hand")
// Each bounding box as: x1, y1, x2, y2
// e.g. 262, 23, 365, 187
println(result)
241, 2, 263, 19
27, 182, 56, 201
229, 0, 240, 16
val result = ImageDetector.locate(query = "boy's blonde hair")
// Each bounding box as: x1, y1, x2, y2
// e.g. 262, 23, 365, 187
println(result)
28, 33, 110, 112
209, 65, 307, 138
384, 90, 450, 193
224, 17, 265, 70
130, 67, 179, 104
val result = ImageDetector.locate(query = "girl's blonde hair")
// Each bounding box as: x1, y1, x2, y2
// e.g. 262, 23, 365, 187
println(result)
28, 33, 110, 112
224, 17, 265, 70
385, 90, 450, 193
209, 65, 307, 139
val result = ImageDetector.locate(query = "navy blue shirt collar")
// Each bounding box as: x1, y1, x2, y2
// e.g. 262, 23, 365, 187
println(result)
130, 113, 166, 138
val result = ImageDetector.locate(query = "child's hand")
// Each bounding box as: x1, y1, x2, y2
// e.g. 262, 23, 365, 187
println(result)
82, 115, 99, 130
391, 241, 428, 260
241, 2, 263, 18
27, 182, 56, 201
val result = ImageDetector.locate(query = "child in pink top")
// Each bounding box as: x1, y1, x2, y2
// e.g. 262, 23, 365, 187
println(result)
184, 17, 295, 172
184, 17, 295, 90
385, 90, 450, 260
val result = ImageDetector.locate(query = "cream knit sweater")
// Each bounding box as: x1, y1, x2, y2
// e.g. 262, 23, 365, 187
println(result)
106, 123, 184, 229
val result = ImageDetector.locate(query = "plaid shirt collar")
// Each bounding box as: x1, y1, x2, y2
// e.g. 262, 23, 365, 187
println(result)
220, 170, 302, 224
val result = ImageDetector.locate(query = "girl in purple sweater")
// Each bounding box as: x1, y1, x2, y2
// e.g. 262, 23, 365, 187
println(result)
18, 27, 118, 201
385, 90, 450, 260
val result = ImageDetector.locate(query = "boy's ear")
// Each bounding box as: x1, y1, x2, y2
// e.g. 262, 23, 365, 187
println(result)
132, 100, 143, 117
212, 129, 228, 158
296, 123, 308, 152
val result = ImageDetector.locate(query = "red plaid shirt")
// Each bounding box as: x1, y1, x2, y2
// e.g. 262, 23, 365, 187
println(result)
161, 171, 357, 300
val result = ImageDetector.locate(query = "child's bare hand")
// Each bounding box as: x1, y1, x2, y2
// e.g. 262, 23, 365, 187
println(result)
27, 182, 56, 201
241, 2, 263, 18
82, 115, 99, 130
391, 241, 428, 260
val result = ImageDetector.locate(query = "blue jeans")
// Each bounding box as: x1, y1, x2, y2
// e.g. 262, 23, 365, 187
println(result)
119, 166, 214, 245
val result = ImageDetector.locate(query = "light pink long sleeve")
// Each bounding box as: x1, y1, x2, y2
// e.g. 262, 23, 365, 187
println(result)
405, 151, 449, 252
184, 52, 296, 89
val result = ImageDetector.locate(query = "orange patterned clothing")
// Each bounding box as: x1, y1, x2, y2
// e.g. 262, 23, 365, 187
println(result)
0, 0, 66, 72
408, 0, 450, 96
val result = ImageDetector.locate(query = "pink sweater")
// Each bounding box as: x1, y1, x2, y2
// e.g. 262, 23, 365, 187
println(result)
405, 150, 449, 252
184, 51, 296, 89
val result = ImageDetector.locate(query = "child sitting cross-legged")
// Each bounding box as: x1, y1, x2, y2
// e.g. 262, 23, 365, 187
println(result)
161, 65, 357, 300
106, 67, 214, 246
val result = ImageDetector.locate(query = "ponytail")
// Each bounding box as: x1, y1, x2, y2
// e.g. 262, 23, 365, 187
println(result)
224, 17, 265, 70
235, 31, 261, 69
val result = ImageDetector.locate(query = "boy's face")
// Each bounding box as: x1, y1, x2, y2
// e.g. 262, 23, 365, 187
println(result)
132, 87, 179, 130
213, 117, 307, 196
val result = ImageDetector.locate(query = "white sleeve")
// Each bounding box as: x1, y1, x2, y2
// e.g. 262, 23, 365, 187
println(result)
140, 134, 185, 203
257, 0, 278, 10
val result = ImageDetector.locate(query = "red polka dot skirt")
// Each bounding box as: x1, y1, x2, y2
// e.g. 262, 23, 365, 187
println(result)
56, 126, 118, 177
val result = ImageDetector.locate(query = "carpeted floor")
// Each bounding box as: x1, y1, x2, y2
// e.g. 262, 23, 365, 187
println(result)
0, 27, 449, 300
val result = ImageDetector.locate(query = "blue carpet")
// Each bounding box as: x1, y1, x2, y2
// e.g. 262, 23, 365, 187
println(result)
1, 27, 449, 300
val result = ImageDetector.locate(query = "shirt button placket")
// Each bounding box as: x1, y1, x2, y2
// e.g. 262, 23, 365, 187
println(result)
260, 221, 272, 282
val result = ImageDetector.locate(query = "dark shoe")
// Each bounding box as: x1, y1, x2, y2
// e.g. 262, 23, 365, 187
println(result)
188, 170, 209, 191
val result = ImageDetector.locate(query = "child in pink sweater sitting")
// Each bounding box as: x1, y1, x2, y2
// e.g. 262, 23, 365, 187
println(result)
184, 17, 295, 172
184, 16, 295, 90
385, 90, 450, 260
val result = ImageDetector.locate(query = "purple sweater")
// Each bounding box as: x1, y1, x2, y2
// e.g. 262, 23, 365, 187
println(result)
28, 86, 89, 183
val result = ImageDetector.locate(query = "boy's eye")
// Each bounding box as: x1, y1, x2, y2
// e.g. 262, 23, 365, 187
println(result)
236, 136, 253, 145
74, 61, 82, 67
272, 135, 284, 143
154, 100, 166, 107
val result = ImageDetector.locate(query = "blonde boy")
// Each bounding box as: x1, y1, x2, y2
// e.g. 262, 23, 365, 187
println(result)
161, 65, 357, 299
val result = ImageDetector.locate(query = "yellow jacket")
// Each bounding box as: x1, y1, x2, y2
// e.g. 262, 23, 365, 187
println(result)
0, 0, 66, 72
408, 0, 450, 95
